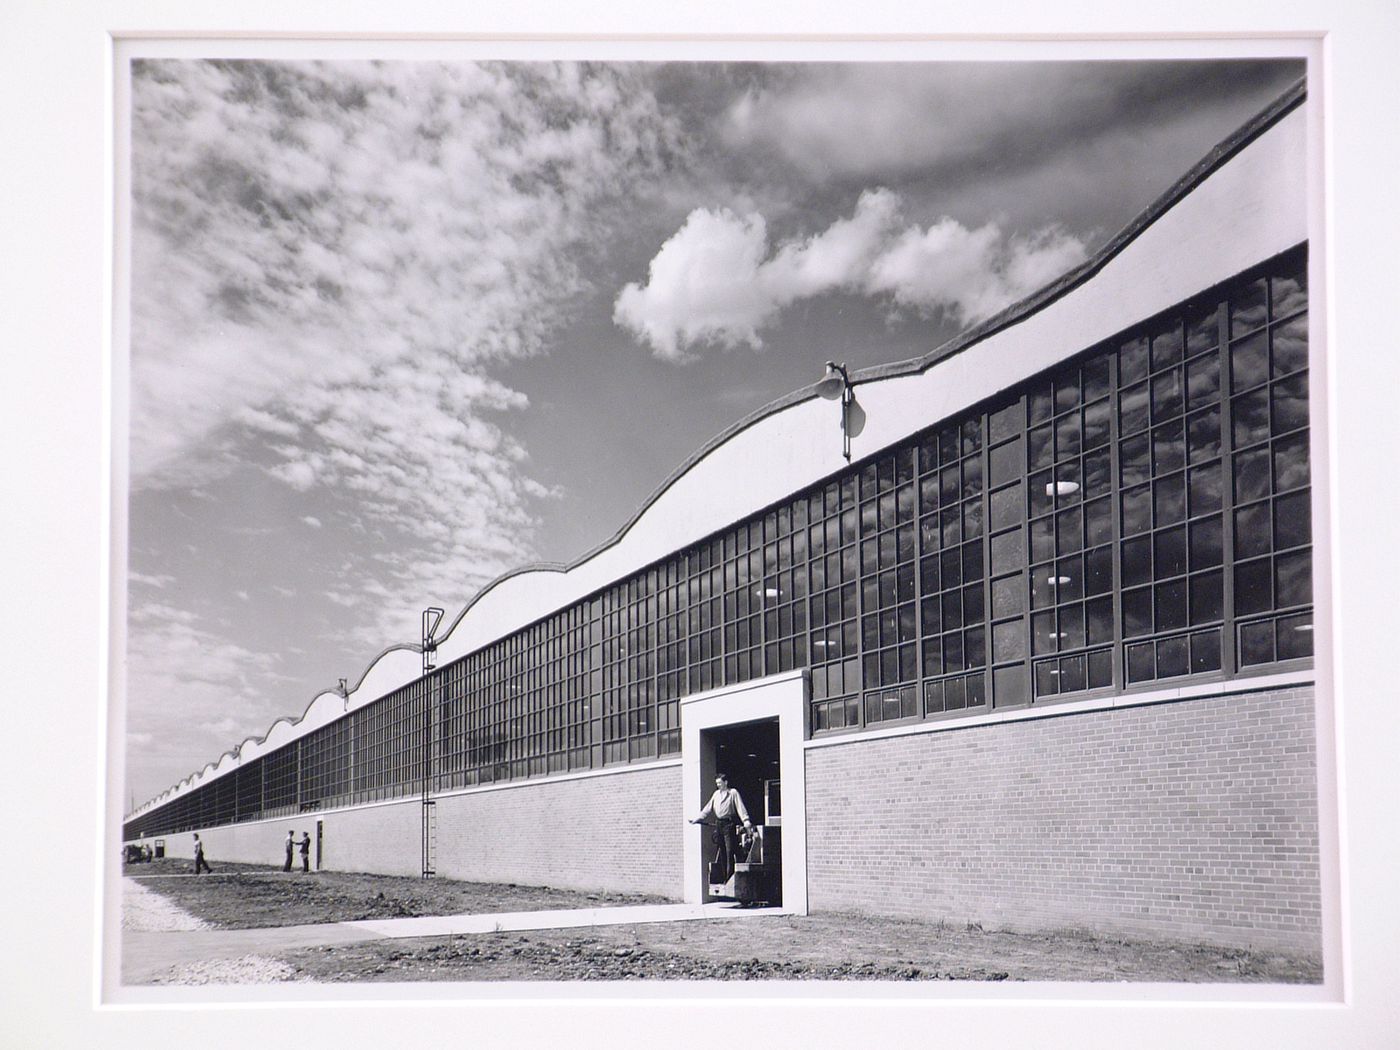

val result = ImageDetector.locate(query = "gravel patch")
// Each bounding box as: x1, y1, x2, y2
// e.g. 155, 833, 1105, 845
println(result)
145, 955, 301, 986
123, 878, 211, 932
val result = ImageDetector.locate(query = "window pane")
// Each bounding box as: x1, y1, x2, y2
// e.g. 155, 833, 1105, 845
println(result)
1234, 558, 1273, 616
1272, 314, 1308, 377
1272, 259, 1308, 317
982, 403, 1018, 444
1088, 648, 1114, 687
1190, 629, 1222, 673
1120, 434, 1151, 488
989, 440, 1022, 487
1122, 586, 1152, 637
1120, 381, 1150, 435
1120, 336, 1149, 385
1083, 399, 1111, 450
1232, 388, 1271, 447
1273, 432, 1310, 492
1154, 526, 1187, 579
1189, 462, 1223, 516
1155, 579, 1188, 632
1238, 619, 1275, 666
990, 484, 1024, 531
1151, 322, 1184, 371
1126, 642, 1155, 683
1121, 485, 1151, 537
1153, 419, 1186, 474
1190, 570, 1223, 624
992, 619, 1027, 662
1277, 613, 1314, 660
1187, 407, 1221, 463
1276, 550, 1312, 608
1056, 508, 1084, 555
1086, 596, 1114, 644
1060, 653, 1088, 692
1085, 498, 1113, 547
1085, 546, 1113, 595
1152, 368, 1184, 421
1157, 634, 1189, 678
1234, 502, 1272, 559
1056, 413, 1082, 459
1272, 372, 1309, 434
1233, 447, 1271, 503
1121, 534, 1152, 587
1031, 517, 1055, 562
1231, 278, 1269, 339
1274, 490, 1312, 551
1189, 516, 1223, 569
1060, 605, 1085, 649
1154, 473, 1186, 527
993, 665, 1029, 707
991, 529, 1025, 573
1187, 353, 1220, 409
991, 575, 1024, 619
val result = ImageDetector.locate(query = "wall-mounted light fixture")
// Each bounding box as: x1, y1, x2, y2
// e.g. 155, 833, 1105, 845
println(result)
816, 361, 855, 462
422, 607, 444, 674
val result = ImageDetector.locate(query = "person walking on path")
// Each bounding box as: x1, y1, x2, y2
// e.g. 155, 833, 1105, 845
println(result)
192, 834, 211, 875
283, 830, 295, 872
299, 831, 312, 873
689, 773, 753, 884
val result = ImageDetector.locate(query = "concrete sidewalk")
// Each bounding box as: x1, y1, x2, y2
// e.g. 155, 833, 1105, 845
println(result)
122, 900, 784, 984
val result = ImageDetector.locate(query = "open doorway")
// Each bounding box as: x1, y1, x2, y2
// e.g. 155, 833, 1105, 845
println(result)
681, 668, 807, 913
699, 718, 781, 904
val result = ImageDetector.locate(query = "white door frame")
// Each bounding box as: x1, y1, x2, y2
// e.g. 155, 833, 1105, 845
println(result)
680, 669, 808, 914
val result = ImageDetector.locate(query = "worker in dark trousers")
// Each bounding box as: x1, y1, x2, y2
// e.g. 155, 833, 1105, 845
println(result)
283, 830, 295, 872
192, 834, 211, 875
689, 773, 753, 883
299, 831, 312, 873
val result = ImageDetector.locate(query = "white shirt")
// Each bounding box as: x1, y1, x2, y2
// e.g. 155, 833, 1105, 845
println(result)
697, 787, 751, 824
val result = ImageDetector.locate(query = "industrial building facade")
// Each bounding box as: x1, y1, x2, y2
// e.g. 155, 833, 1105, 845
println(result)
123, 83, 1323, 954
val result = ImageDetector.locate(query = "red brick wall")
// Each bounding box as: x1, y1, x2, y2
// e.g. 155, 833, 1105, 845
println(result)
805, 686, 1321, 953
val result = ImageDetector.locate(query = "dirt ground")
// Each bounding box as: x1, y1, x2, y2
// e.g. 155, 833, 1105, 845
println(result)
125, 860, 1322, 983
123, 858, 667, 928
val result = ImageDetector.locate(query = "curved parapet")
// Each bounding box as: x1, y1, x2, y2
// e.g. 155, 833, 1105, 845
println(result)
128, 80, 1308, 819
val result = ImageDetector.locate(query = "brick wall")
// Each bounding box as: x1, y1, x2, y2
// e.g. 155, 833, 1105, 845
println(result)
433, 763, 683, 898
141, 764, 686, 900
805, 686, 1320, 952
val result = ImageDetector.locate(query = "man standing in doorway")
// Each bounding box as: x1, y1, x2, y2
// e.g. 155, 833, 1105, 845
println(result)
299, 831, 311, 873
689, 773, 753, 884
283, 830, 294, 872
192, 834, 211, 875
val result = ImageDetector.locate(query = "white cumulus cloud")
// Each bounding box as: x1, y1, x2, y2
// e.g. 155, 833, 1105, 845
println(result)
614, 189, 1088, 362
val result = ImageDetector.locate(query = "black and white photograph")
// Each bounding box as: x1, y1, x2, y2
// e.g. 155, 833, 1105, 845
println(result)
6, 1, 1399, 1046
111, 43, 1333, 995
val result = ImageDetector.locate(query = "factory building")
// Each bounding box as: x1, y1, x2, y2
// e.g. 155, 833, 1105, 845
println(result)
124, 81, 1321, 953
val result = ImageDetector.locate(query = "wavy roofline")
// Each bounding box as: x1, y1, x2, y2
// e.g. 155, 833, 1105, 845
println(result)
127, 77, 1306, 820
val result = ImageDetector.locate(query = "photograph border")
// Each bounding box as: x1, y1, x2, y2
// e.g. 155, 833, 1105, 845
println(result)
6, 0, 1397, 1046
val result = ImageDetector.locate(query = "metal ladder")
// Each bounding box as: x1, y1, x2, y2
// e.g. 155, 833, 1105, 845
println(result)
421, 607, 443, 880
421, 798, 436, 879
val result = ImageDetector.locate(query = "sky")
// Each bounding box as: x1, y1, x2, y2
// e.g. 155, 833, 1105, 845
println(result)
123, 55, 1304, 808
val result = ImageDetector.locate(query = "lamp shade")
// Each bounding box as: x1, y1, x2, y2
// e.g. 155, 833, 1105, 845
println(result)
816, 362, 848, 400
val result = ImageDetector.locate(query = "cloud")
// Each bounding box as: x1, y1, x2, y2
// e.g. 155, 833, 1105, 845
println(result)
615, 189, 1088, 361
125, 599, 293, 799
719, 62, 1302, 185
125, 60, 687, 801
300, 516, 322, 528
129, 571, 174, 589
